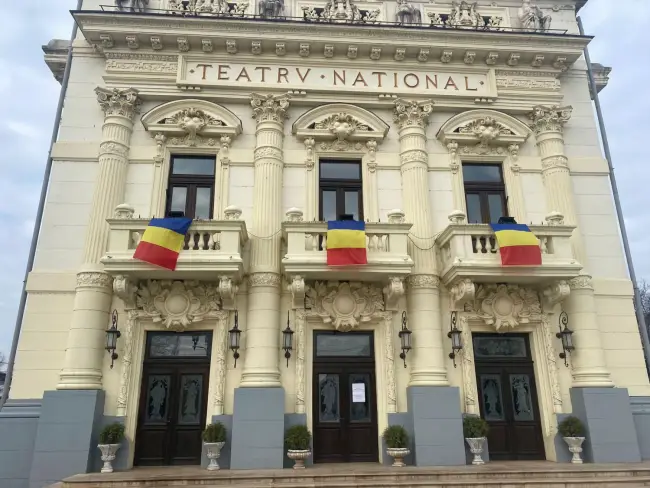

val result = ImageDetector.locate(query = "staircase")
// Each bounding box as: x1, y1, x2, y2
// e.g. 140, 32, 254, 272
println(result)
59, 462, 650, 488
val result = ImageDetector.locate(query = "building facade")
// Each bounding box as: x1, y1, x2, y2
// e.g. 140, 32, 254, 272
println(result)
2, 0, 650, 486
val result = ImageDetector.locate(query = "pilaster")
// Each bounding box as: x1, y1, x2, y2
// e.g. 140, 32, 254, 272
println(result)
58, 88, 140, 390
240, 93, 290, 388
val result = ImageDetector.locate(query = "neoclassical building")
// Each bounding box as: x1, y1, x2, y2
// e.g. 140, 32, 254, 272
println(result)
3, 0, 650, 485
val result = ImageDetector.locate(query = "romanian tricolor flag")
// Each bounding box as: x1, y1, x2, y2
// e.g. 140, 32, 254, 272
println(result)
326, 221, 367, 266
490, 223, 542, 266
133, 217, 192, 270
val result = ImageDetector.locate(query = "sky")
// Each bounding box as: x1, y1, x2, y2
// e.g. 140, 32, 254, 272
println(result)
0, 0, 648, 358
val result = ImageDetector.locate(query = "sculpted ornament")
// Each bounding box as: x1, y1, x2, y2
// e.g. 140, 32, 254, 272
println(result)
248, 272, 282, 288
250, 93, 290, 123
259, 0, 284, 18
96, 87, 141, 120
383, 277, 405, 311
115, 0, 148, 12
457, 116, 514, 148
160, 108, 225, 145
528, 105, 572, 135
77, 271, 113, 290
406, 275, 440, 289
305, 281, 385, 331
395, 0, 421, 25
447, 1, 483, 29
465, 284, 541, 331
450, 279, 476, 311
518, 0, 552, 32
393, 99, 434, 129
542, 280, 570, 311
288, 275, 306, 309
568, 275, 593, 291
313, 113, 371, 141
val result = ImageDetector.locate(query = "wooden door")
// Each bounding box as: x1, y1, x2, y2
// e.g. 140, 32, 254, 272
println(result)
312, 332, 378, 463
474, 333, 545, 460
134, 332, 212, 466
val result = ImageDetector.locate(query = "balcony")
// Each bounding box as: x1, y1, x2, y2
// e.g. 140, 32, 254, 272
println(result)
282, 209, 413, 283
435, 212, 582, 286
101, 205, 248, 281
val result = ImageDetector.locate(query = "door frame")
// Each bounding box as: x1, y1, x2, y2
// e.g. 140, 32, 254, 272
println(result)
458, 317, 566, 462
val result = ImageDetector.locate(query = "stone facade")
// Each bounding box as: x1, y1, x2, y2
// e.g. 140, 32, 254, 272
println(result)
2, 0, 650, 485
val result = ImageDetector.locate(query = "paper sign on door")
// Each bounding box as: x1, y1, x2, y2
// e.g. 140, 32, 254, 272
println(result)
352, 383, 366, 403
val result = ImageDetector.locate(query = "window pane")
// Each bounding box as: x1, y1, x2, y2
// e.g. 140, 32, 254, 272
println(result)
195, 187, 212, 219
510, 374, 535, 421
480, 374, 505, 421
145, 375, 171, 423
150, 333, 211, 357
488, 194, 505, 223
316, 334, 372, 357
319, 374, 340, 423
172, 157, 215, 176
322, 190, 337, 221
169, 187, 188, 216
344, 191, 360, 220
350, 373, 371, 423
463, 165, 502, 183
178, 374, 203, 425
473, 336, 527, 358
466, 194, 482, 224
320, 162, 360, 180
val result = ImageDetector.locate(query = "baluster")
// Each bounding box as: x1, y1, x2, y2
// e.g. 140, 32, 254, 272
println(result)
322, 234, 327, 251
472, 236, 479, 254
378, 234, 387, 252
367, 234, 376, 252
539, 237, 548, 254
183, 233, 190, 250
483, 236, 492, 253
206, 233, 215, 250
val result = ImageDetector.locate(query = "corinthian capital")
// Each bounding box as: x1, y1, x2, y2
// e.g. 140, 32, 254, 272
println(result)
393, 99, 434, 129
96, 87, 141, 120
528, 105, 572, 135
250, 93, 291, 124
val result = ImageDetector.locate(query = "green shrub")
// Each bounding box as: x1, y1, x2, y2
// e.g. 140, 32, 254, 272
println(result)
285, 425, 312, 450
382, 425, 409, 449
99, 423, 125, 445
463, 416, 489, 438
202, 423, 227, 443
558, 416, 585, 438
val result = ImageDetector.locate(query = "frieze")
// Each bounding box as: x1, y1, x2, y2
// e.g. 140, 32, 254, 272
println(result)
105, 52, 179, 62
76, 271, 113, 289
248, 272, 282, 287
106, 60, 178, 74
406, 274, 440, 289
464, 284, 541, 330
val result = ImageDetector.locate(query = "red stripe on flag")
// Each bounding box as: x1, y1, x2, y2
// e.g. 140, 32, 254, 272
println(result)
327, 247, 367, 266
133, 241, 181, 270
500, 245, 542, 266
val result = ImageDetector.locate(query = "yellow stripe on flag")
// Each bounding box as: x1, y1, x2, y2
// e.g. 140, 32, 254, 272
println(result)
494, 229, 539, 248
141, 226, 185, 252
327, 229, 366, 249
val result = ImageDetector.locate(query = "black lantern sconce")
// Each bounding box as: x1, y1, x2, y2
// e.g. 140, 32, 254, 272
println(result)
229, 310, 242, 367
106, 310, 121, 369
282, 312, 294, 367
556, 311, 575, 367
398, 311, 412, 368
447, 311, 463, 368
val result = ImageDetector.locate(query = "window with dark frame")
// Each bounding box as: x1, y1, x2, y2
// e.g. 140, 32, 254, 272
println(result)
463, 163, 508, 224
165, 155, 216, 220
319, 159, 363, 221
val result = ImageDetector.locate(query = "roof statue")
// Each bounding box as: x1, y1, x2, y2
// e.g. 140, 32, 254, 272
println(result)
115, 0, 148, 12
395, 0, 422, 25
259, 0, 285, 18
448, 1, 483, 29
518, 0, 552, 32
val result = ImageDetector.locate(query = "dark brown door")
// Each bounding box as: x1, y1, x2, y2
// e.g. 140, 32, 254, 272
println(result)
134, 332, 212, 466
474, 333, 545, 460
312, 332, 378, 463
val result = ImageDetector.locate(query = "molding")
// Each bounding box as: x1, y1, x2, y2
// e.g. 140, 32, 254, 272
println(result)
463, 283, 542, 331
248, 272, 282, 287
437, 109, 531, 149
406, 274, 439, 289
293, 103, 389, 143
76, 271, 113, 290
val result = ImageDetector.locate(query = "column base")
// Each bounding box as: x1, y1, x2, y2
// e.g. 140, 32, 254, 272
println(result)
566, 388, 641, 463
571, 369, 614, 389
57, 371, 104, 390
408, 370, 450, 387
230, 387, 285, 470
405, 386, 465, 466
239, 369, 282, 389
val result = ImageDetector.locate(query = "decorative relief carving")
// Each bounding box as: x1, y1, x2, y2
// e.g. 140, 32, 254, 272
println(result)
304, 138, 316, 170
275, 42, 286, 56
456, 116, 514, 148
96, 87, 141, 120
393, 99, 434, 129
406, 274, 440, 289
383, 277, 405, 311
177, 36, 190, 52
248, 272, 282, 288
77, 271, 113, 289
528, 105, 572, 135
251, 40, 262, 55
319, 140, 363, 152
447, 141, 459, 174
126, 35, 139, 50
496, 76, 560, 91
295, 309, 307, 413
440, 50, 453, 63
226, 39, 237, 54
150, 36, 163, 50
169, 0, 248, 16
541, 314, 563, 416
366, 140, 377, 169
218, 276, 238, 309
116, 309, 139, 416
158, 107, 226, 146
113, 275, 138, 307
518, 0, 552, 33
541, 155, 569, 171
288, 275, 306, 309
305, 281, 385, 331
382, 312, 397, 413
417, 48, 429, 62
202, 39, 213, 52
370, 47, 382, 60
347, 46, 358, 59
301, 0, 380, 24
464, 51, 476, 64
250, 93, 290, 123
464, 284, 542, 330
394, 48, 406, 61
568, 275, 593, 291
312, 113, 371, 141
212, 312, 230, 413
254, 146, 283, 160
542, 280, 570, 310
99, 142, 129, 158
299, 43, 310, 57
459, 315, 478, 414
100, 34, 114, 49
450, 279, 475, 311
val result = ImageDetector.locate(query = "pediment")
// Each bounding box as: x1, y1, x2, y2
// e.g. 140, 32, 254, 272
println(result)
437, 109, 531, 147
293, 104, 389, 142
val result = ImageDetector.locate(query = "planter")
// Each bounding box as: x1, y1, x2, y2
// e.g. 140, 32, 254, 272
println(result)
465, 437, 486, 465
98, 444, 120, 473
563, 437, 585, 464
386, 447, 410, 467
204, 442, 226, 471
287, 449, 311, 469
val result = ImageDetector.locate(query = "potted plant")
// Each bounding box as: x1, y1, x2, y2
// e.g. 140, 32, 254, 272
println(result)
382, 425, 410, 467
558, 416, 586, 464
203, 422, 227, 471
285, 425, 312, 469
98, 422, 125, 473
463, 416, 489, 465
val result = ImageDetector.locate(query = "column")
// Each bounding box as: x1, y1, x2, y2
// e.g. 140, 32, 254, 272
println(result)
393, 99, 448, 387
58, 88, 140, 390
240, 93, 290, 388
530, 105, 612, 388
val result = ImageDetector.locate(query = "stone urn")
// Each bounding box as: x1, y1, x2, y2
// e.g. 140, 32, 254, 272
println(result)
98, 444, 120, 473
287, 449, 311, 469
465, 437, 487, 465
563, 437, 585, 464
386, 447, 410, 467
204, 442, 226, 471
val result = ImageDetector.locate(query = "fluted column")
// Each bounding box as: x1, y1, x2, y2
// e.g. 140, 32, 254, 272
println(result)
530, 105, 612, 388
394, 99, 448, 386
240, 93, 290, 388
58, 88, 140, 390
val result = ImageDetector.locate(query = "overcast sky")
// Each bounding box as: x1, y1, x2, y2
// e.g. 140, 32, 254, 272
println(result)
0, 0, 648, 358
